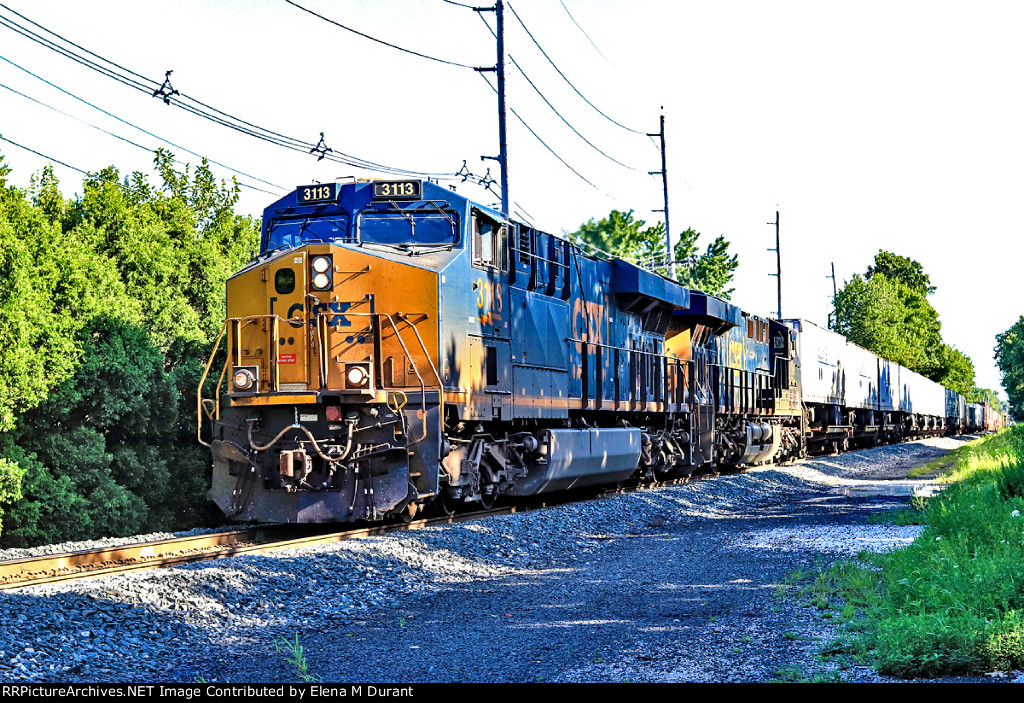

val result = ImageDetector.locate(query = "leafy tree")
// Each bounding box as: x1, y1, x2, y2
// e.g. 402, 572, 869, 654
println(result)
674, 231, 738, 300
834, 251, 975, 392
572, 210, 739, 299
0, 457, 25, 532
995, 316, 1024, 420
866, 250, 935, 295
932, 343, 975, 396
834, 273, 937, 371
0, 151, 259, 545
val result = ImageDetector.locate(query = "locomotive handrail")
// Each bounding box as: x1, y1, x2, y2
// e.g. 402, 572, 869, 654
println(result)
313, 310, 444, 448
566, 336, 691, 359
197, 311, 444, 454
197, 314, 294, 448
197, 318, 229, 448
568, 336, 692, 410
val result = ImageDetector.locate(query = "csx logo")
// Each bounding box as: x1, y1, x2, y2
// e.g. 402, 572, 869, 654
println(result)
284, 302, 353, 327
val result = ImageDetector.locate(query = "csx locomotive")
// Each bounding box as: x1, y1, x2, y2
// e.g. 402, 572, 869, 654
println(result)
198, 179, 978, 523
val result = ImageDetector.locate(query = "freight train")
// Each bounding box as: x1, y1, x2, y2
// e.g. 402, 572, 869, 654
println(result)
198, 180, 987, 523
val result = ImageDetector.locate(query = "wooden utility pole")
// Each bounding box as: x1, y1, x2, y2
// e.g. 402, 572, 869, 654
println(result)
827, 262, 838, 329
648, 113, 673, 278
767, 210, 781, 318
476, 0, 509, 217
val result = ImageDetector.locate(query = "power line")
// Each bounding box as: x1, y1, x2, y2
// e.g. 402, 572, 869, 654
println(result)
282, 0, 477, 70
558, 0, 614, 67
477, 72, 609, 197
0, 80, 281, 196
476, 13, 636, 171
0, 4, 461, 181
0, 133, 88, 174
506, 2, 646, 135
0, 54, 286, 190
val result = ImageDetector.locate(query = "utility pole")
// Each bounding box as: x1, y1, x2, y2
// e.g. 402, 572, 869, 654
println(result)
648, 112, 674, 279
827, 262, 838, 329
476, 0, 509, 217
767, 210, 781, 318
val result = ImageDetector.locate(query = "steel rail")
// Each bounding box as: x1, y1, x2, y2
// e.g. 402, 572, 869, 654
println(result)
0, 508, 522, 591
1, 437, 899, 592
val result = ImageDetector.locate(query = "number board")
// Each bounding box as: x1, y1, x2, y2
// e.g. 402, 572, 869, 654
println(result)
372, 181, 422, 200
297, 183, 337, 204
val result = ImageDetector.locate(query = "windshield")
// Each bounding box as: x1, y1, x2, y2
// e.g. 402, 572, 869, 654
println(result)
264, 214, 351, 253
359, 211, 459, 245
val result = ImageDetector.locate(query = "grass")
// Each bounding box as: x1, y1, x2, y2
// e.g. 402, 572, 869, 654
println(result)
276, 633, 320, 683
813, 426, 1024, 678
907, 429, 1020, 480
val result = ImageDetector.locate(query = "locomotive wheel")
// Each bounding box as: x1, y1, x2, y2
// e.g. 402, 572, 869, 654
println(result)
436, 490, 458, 517
398, 501, 419, 523
479, 486, 497, 510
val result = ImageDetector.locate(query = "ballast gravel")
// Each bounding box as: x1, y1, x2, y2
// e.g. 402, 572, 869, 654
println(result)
1, 435, 1018, 683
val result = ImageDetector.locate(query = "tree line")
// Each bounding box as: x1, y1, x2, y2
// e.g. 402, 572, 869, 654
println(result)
571, 209, 739, 299
0, 150, 259, 545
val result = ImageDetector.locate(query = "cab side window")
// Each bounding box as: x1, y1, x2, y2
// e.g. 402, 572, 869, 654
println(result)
472, 210, 507, 271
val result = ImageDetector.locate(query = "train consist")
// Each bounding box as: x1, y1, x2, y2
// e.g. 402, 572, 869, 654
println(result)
199, 180, 992, 523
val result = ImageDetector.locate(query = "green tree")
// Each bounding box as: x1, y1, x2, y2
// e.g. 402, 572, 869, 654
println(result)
572, 210, 739, 299
834, 251, 975, 390
933, 343, 975, 396
866, 250, 935, 295
0, 457, 25, 532
995, 315, 1024, 420
674, 231, 738, 300
0, 151, 259, 545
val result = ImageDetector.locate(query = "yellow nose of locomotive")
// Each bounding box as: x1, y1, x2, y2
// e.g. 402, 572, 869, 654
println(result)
204, 240, 442, 523
223, 245, 439, 398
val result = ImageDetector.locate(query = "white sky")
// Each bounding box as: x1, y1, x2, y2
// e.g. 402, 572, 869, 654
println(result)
0, 0, 1020, 396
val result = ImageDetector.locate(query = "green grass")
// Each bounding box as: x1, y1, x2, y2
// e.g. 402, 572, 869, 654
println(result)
819, 426, 1024, 678
276, 633, 320, 683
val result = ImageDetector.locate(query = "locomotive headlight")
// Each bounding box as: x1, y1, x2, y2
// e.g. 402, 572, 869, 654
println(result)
345, 363, 370, 389
310, 255, 333, 290
232, 367, 257, 391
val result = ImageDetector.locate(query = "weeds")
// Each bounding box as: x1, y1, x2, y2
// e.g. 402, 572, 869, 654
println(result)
812, 427, 1024, 678
276, 633, 320, 683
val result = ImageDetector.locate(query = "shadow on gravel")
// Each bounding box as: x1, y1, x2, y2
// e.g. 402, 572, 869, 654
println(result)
292, 493, 903, 683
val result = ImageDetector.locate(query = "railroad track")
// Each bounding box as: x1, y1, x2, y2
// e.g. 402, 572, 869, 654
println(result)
0, 508, 523, 591
0, 473, 711, 590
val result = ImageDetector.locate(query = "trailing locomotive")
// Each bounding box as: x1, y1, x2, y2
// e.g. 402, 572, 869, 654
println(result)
198, 180, 977, 524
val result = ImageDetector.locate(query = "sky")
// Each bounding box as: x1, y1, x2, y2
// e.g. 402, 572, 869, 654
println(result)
0, 0, 1020, 397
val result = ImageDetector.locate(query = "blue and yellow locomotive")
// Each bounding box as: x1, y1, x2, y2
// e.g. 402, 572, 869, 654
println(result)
198, 180, 963, 524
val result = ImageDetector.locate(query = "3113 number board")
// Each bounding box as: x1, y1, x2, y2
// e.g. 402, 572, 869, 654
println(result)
297, 183, 337, 204
372, 181, 421, 200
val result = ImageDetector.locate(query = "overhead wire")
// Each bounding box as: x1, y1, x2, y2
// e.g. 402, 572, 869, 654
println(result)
558, 0, 614, 67
506, 2, 647, 136
282, 0, 477, 69
0, 54, 287, 190
0, 80, 281, 195
0, 3, 460, 181
1, 2, 665, 206
476, 13, 636, 171
477, 71, 609, 197
0, 133, 88, 174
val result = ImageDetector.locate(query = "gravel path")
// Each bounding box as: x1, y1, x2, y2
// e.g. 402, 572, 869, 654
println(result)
2, 435, 1018, 683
